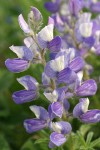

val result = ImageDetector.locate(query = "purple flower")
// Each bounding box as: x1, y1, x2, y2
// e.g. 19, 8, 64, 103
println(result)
12, 75, 39, 104
44, 48, 78, 78
76, 79, 97, 97
48, 102, 63, 120
90, 2, 100, 13
30, 105, 49, 121
73, 98, 89, 118
69, 56, 84, 73
80, 109, 100, 123
5, 58, 29, 73
69, 0, 84, 16
31, 7, 43, 22
44, 0, 61, 13
50, 121, 72, 135
49, 132, 66, 148
38, 24, 54, 49
47, 36, 62, 53
5, 45, 34, 73
24, 105, 49, 133
18, 14, 31, 34
24, 119, 47, 133
9, 45, 34, 61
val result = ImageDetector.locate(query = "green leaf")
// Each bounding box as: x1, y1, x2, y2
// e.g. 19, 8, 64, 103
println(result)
79, 125, 92, 136
21, 137, 50, 150
86, 132, 94, 145
90, 137, 100, 147
0, 134, 11, 150
21, 138, 35, 150
34, 138, 49, 145
77, 131, 86, 147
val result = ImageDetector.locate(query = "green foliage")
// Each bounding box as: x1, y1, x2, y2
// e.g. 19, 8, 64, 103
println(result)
0, 134, 10, 150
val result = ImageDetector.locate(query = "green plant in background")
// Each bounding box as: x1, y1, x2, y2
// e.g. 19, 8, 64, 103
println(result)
0, 0, 100, 150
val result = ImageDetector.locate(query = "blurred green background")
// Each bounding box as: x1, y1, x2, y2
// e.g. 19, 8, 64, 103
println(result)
0, 0, 100, 150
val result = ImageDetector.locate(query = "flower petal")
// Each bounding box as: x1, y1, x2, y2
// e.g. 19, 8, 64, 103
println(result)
48, 102, 63, 119
5, 58, 29, 73
90, 2, 100, 13
17, 75, 39, 90
79, 22, 93, 38
69, 0, 83, 16
48, 36, 62, 53
31, 7, 42, 22
12, 90, 38, 104
24, 119, 47, 133
76, 79, 97, 96
80, 109, 100, 123
50, 121, 72, 134
44, 0, 61, 13
29, 105, 49, 120
42, 72, 50, 86
50, 132, 66, 147
57, 67, 77, 85
9, 45, 33, 61
44, 90, 58, 103
69, 57, 84, 73
38, 24, 54, 49
18, 14, 30, 33
73, 98, 89, 118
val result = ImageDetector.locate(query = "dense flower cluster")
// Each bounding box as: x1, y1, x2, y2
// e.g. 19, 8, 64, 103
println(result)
5, 1, 100, 148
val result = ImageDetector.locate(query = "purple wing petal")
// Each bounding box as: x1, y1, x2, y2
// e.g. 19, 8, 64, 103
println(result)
12, 90, 38, 104
73, 98, 89, 118
69, 57, 84, 73
76, 79, 97, 96
57, 67, 77, 85
51, 121, 72, 135
44, 0, 61, 13
24, 119, 47, 133
17, 75, 39, 90
69, 0, 83, 16
44, 61, 57, 78
58, 121, 72, 134
29, 105, 49, 120
80, 109, 100, 123
90, 2, 100, 13
31, 7, 42, 22
5, 58, 29, 73
50, 132, 66, 146
49, 102, 63, 119
83, 36, 95, 49
73, 102, 84, 118
48, 36, 62, 53
9, 45, 33, 61
63, 99, 70, 112
18, 14, 30, 33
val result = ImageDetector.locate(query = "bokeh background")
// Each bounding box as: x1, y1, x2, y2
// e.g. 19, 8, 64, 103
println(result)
0, 0, 100, 149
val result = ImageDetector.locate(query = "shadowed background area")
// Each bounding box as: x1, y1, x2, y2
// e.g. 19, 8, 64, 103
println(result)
0, 0, 100, 150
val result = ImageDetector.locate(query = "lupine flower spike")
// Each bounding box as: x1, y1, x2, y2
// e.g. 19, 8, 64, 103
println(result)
5, 1, 100, 148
